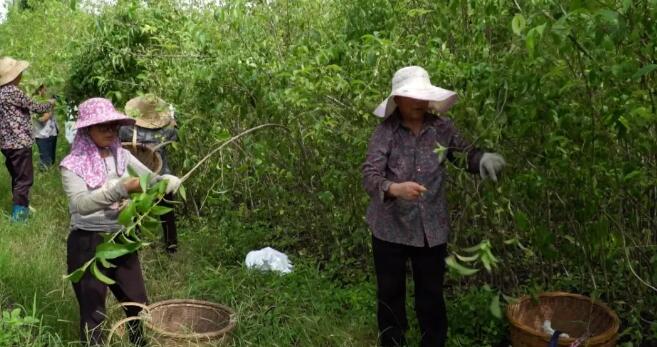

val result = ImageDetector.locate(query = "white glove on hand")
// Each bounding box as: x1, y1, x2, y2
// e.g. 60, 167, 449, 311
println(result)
479, 153, 506, 182
158, 174, 182, 194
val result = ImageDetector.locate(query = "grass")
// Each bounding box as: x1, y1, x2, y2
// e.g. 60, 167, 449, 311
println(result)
0, 145, 509, 347
0, 148, 381, 346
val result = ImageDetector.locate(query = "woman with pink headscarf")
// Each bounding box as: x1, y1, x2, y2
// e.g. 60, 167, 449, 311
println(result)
60, 98, 181, 346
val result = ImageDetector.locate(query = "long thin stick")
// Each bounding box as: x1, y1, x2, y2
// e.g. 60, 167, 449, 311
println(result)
180, 123, 288, 183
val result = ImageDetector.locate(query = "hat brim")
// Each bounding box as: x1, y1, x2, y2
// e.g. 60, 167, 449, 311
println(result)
373, 85, 458, 118
74, 111, 136, 129
0, 60, 30, 86
125, 95, 173, 129
134, 117, 172, 129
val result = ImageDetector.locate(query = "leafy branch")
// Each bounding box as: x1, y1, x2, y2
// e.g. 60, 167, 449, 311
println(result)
63, 174, 173, 285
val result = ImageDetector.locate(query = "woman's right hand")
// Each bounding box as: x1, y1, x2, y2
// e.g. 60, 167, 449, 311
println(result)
123, 177, 142, 194
388, 182, 427, 200
39, 112, 52, 123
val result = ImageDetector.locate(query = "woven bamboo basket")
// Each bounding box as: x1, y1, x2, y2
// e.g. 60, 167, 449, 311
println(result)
110, 300, 236, 347
506, 292, 619, 347
122, 142, 163, 174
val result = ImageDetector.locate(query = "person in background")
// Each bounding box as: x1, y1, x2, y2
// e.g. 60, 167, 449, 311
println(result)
32, 84, 59, 169
0, 57, 55, 222
119, 94, 179, 253
362, 66, 506, 347
61, 97, 181, 346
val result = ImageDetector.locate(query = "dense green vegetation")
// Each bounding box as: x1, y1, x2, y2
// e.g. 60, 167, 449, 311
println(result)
1, 0, 656, 345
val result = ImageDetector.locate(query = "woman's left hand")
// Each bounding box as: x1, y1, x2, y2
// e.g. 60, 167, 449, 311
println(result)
479, 153, 506, 182
158, 174, 182, 194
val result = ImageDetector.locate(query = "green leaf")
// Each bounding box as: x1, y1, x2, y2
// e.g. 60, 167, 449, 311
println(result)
91, 261, 116, 285
481, 254, 493, 272
515, 211, 530, 232
136, 193, 155, 212
526, 24, 546, 58
119, 233, 137, 244
463, 242, 484, 253
118, 202, 136, 226
157, 180, 167, 195
151, 205, 173, 216
98, 257, 116, 269
632, 64, 657, 80
490, 294, 502, 319
178, 184, 187, 201
455, 253, 479, 262
139, 173, 151, 192
64, 258, 95, 283
446, 256, 480, 276
64, 267, 85, 282
511, 14, 525, 35
95, 242, 134, 260
596, 9, 619, 25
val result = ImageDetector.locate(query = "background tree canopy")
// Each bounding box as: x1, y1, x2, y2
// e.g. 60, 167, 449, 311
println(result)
0, 0, 656, 345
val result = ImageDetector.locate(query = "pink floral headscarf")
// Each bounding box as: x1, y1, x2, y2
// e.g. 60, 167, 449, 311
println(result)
60, 98, 134, 188
60, 129, 129, 188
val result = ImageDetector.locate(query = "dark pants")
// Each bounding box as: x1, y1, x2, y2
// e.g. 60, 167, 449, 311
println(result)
372, 236, 448, 347
35, 136, 57, 168
1, 147, 33, 206
161, 193, 177, 252
67, 229, 148, 346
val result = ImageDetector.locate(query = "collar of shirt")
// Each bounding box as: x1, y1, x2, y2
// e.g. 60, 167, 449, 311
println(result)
389, 111, 441, 137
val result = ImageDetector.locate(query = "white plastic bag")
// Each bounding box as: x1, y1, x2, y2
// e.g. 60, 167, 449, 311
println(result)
245, 247, 293, 274
65, 121, 77, 144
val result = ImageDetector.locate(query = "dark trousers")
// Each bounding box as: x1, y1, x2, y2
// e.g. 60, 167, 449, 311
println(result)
160, 193, 177, 251
67, 229, 148, 346
1, 147, 33, 206
35, 136, 57, 168
372, 236, 448, 347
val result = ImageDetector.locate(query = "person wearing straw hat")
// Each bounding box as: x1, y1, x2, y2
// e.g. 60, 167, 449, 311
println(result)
0, 56, 55, 222
362, 66, 506, 347
60, 98, 182, 346
119, 94, 179, 253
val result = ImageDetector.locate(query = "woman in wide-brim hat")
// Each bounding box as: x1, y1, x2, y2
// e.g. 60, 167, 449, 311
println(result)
119, 93, 179, 253
0, 57, 55, 222
60, 97, 182, 346
362, 66, 506, 347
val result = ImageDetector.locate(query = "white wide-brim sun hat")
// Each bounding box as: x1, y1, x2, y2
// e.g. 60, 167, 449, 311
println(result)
373, 66, 458, 118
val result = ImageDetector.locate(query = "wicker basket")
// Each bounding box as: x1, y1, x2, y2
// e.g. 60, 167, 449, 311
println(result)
110, 300, 236, 347
506, 292, 619, 347
144, 299, 236, 346
122, 142, 163, 174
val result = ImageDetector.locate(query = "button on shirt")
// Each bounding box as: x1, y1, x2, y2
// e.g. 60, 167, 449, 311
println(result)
362, 112, 483, 247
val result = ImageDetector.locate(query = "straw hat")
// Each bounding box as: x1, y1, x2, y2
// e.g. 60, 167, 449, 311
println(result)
75, 98, 136, 129
124, 94, 174, 129
373, 66, 458, 118
0, 57, 30, 86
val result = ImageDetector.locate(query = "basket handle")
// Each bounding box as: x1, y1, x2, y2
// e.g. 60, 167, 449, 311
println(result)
131, 127, 138, 149
151, 140, 174, 152
106, 302, 152, 347
107, 316, 145, 346
115, 302, 151, 313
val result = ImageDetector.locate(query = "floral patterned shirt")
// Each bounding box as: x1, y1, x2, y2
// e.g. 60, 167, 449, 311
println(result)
0, 84, 54, 149
362, 112, 483, 247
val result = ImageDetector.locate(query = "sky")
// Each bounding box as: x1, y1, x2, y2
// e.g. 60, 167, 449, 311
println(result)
0, 0, 226, 23
0, 1, 7, 22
